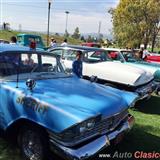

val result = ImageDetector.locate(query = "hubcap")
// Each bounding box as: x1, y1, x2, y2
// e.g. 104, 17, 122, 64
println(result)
22, 130, 43, 160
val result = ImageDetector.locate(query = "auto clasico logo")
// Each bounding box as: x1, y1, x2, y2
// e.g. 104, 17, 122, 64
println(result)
99, 151, 160, 159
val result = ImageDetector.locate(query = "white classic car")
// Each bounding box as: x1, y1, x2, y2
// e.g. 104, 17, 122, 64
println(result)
49, 45, 157, 100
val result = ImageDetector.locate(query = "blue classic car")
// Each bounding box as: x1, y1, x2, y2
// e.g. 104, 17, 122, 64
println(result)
0, 44, 137, 160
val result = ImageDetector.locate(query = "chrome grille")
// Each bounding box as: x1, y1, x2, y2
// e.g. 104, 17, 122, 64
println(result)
136, 81, 154, 96
48, 109, 128, 147
75, 109, 128, 140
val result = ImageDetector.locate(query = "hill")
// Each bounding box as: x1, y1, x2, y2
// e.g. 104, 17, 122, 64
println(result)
0, 30, 82, 46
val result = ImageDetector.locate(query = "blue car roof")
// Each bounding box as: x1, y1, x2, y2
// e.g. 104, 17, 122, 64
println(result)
0, 44, 45, 53
49, 45, 106, 52
17, 34, 42, 38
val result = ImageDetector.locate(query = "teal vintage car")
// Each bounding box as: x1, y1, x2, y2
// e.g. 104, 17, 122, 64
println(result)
103, 48, 160, 83
17, 34, 45, 49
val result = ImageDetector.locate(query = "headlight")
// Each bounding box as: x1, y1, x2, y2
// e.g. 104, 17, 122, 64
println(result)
58, 116, 100, 142
79, 119, 96, 134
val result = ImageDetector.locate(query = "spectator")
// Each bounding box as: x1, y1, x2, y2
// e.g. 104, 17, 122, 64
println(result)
10, 36, 17, 44
72, 51, 83, 78
61, 38, 68, 46
138, 48, 144, 59
30, 39, 36, 50
50, 38, 57, 48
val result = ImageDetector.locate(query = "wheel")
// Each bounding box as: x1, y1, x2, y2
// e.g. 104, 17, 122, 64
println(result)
17, 125, 49, 160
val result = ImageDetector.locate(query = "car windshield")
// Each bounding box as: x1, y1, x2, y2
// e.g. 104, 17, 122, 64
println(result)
121, 51, 141, 62
63, 49, 112, 63
0, 52, 69, 81
107, 50, 139, 62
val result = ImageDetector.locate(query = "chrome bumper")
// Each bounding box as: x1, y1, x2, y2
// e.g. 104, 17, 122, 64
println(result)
136, 81, 158, 100
49, 116, 134, 160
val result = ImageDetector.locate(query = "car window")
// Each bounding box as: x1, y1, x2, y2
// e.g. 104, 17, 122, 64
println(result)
63, 50, 78, 61
41, 54, 62, 73
121, 51, 137, 61
90, 51, 111, 61
17, 36, 23, 43
51, 49, 63, 56
107, 51, 121, 60
21, 54, 38, 66
0, 52, 67, 80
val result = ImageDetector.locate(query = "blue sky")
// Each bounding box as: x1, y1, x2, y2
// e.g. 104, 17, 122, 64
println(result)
1, 0, 119, 34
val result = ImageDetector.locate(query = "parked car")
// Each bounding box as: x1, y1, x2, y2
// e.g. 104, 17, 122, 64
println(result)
145, 53, 160, 64
103, 48, 160, 83
0, 39, 9, 44
0, 44, 137, 160
133, 49, 160, 63
82, 42, 101, 48
48, 45, 157, 100
17, 33, 45, 49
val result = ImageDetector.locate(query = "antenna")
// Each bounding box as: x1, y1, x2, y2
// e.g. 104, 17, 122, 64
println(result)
16, 56, 20, 88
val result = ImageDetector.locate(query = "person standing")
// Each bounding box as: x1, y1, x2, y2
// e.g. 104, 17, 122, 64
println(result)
61, 38, 68, 46
29, 39, 36, 50
138, 48, 144, 59
10, 36, 17, 44
72, 51, 83, 78
50, 38, 57, 48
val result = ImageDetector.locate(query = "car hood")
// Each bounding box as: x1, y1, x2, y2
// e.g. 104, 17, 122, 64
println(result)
85, 61, 153, 86
127, 61, 160, 74
7, 77, 138, 132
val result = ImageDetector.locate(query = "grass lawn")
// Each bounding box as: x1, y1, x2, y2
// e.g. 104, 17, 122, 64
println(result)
0, 95, 160, 160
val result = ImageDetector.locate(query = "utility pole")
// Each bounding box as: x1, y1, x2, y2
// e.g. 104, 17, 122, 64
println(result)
98, 21, 101, 41
47, 0, 52, 46
19, 24, 22, 32
65, 11, 69, 37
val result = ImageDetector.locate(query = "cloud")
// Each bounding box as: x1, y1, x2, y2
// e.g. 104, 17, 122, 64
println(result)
1, 0, 119, 34
51, 11, 112, 34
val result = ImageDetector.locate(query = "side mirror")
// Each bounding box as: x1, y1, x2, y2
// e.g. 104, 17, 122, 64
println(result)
26, 79, 36, 91
90, 76, 98, 83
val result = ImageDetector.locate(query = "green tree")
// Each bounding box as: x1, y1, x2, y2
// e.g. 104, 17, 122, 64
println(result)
110, 0, 160, 50
72, 27, 80, 39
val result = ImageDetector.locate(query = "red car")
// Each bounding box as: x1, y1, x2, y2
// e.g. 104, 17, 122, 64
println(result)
145, 53, 160, 64
81, 42, 101, 48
